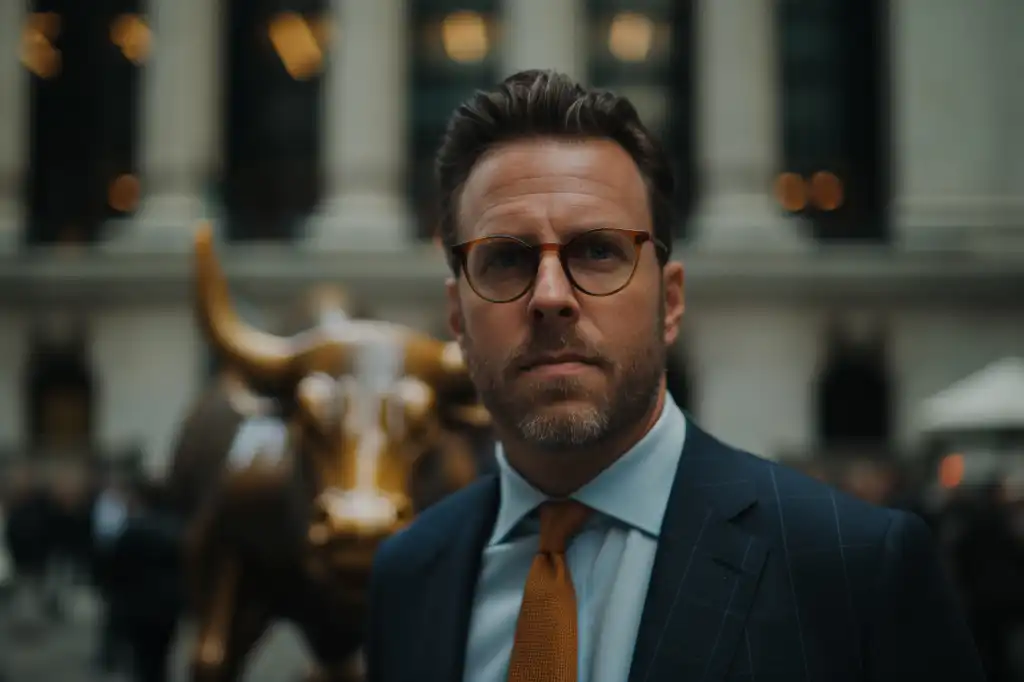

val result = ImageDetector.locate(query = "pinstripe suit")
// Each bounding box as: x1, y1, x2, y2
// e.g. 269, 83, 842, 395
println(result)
365, 416, 985, 682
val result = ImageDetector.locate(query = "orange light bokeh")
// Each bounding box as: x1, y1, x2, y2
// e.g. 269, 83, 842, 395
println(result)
268, 12, 324, 80
108, 174, 142, 213
774, 172, 807, 212
809, 171, 844, 211
21, 12, 62, 79
110, 14, 152, 65
939, 453, 965, 489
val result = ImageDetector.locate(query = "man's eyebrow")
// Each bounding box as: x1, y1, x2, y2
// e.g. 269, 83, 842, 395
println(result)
474, 221, 621, 244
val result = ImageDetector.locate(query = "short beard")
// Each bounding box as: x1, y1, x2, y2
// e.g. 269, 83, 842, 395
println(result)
462, 307, 666, 453
516, 377, 610, 449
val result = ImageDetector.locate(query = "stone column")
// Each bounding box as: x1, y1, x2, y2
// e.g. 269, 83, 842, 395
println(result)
106, 0, 221, 251
0, 1, 28, 253
0, 313, 29, 448
691, 0, 804, 250
892, 0, 1024, 253
501, 0, 585, 81
307, 0, 410, 251
1000, 0, 1024, 230
690, 307, 821, 458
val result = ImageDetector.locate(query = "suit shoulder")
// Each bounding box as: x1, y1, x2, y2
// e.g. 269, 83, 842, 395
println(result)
374, 474, 497, 574
719, 441, 895, 536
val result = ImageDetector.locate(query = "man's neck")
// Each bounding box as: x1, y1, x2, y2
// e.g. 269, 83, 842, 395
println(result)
501, 386, 667, 498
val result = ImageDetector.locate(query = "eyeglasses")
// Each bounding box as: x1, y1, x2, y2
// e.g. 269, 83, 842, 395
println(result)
450, 228, 667, 304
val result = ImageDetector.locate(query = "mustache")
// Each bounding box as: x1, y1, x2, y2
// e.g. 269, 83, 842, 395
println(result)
506, 331, 609, 374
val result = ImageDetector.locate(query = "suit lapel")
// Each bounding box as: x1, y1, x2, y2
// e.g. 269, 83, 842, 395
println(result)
628, 422, 769, 682
412, 475, 499, 682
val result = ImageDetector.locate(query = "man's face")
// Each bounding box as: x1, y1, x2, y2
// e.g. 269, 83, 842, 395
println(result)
446, 138, 685, 452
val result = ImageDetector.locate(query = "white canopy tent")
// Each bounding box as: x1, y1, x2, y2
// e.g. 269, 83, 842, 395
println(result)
918, 356, 1024, 434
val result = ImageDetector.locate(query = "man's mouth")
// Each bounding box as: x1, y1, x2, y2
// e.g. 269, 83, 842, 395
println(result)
519, 353, 599, 373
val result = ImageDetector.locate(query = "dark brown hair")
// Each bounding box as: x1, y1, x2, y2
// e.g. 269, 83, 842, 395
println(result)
435, 69, 676, 271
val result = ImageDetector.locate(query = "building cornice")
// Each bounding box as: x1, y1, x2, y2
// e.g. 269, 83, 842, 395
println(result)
2, 243, 1022, 309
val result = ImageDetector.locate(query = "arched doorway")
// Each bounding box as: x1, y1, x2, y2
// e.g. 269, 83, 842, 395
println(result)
815, 323, 891, 450
25, 324, 94, 454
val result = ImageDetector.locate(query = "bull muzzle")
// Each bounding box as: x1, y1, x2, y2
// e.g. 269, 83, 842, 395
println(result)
308, 488, 412, 546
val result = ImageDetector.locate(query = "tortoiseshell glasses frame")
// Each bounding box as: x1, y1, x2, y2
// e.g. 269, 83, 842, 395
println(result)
450, 227, 668, 304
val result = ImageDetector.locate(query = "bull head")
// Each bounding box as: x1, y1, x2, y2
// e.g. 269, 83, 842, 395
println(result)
191, 222, 484, 553
296, 373, 440, 541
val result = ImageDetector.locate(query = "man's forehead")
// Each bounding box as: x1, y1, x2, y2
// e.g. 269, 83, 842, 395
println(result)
465, 138, 645, 195
457, 138, 650, 236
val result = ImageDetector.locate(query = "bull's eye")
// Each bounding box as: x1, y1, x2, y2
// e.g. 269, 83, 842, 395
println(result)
296, 372, 338, 435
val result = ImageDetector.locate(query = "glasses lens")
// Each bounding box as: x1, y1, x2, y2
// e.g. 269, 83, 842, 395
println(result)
564, 229, 638, 295
465, 237, 537, 302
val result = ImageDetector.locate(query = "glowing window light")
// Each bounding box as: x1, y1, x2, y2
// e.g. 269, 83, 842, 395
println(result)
21, 12, 61, 79
268, 12, 324, 80
608, 12, 654, 62
441, 11, 489, 64
110, 14, 152, 65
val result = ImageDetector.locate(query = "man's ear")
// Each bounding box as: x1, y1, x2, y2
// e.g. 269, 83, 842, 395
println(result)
661, 261, 685, 346
446, 277, 464, 343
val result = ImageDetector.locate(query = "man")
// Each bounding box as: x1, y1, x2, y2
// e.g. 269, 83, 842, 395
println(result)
365, 70, 985, 681
106, 478, 185, 682
952, 478, 1024, 682
92, 474, 131, 673
2, 466, 54, 628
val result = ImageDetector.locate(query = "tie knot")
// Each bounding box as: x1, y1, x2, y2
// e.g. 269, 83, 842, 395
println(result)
537, 500, 592, 554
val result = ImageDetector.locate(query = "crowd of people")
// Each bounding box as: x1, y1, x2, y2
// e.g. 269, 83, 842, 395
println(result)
1, 463, 185, 682
1, 451, 1021, 681
804, 458, 1024, 681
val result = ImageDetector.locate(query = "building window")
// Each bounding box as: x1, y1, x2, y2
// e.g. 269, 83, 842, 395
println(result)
25, 0, 142, 246
586, 0, 695, 240
409, 1, 500, 241
222, 0, 327, 242
778, 0, 890, 242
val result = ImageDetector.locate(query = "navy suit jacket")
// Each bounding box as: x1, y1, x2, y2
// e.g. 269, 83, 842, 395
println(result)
365, 421, 986, 681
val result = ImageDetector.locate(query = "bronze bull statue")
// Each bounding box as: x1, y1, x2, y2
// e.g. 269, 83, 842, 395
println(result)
168, 224, 491, 682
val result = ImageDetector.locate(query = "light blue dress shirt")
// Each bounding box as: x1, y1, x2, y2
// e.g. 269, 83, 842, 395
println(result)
463, 395, 688, 682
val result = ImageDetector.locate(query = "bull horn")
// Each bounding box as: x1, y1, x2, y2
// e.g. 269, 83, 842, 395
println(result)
193, 222, 295, 387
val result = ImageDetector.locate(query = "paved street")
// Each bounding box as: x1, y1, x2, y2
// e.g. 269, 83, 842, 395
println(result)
7, 585, 1024, 682
0, 588, 313, 682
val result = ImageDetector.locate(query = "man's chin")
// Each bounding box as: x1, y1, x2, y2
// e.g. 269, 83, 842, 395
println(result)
515, 402, 609, 448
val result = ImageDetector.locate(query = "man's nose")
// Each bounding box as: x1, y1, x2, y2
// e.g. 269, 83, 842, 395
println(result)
527, 253, 580, 322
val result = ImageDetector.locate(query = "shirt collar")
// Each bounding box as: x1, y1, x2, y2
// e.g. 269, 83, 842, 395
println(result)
489, 394, 688, 546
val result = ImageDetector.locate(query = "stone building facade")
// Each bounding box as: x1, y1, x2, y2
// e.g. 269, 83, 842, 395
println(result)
0, 0, 1021, 474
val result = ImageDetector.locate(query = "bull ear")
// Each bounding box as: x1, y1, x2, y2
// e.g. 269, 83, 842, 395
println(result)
448, 403, 492, 428
295, 373, 338, 438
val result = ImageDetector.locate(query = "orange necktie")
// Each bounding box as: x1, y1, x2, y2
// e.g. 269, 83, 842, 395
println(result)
507, 500, 593, 682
